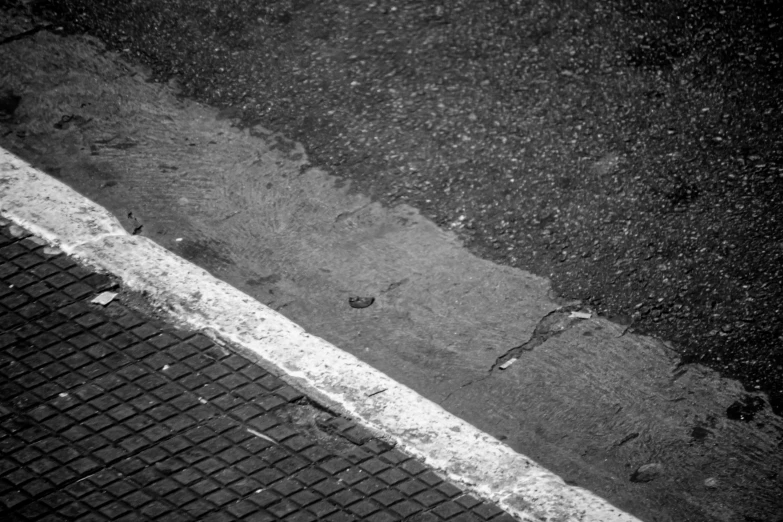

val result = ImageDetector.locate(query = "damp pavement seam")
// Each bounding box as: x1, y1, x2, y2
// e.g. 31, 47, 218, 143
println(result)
0, 147, 641, 521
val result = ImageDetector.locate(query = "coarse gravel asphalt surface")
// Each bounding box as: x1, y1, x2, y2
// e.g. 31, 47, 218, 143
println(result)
9, 0, 783, 415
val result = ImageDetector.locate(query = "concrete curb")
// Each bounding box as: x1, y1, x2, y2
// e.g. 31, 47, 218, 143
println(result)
1, 147, 640, 521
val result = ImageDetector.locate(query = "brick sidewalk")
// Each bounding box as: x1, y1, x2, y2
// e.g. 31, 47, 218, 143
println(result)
0, 220, 515, 522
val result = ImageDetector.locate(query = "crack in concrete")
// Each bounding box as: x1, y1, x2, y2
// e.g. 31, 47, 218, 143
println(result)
490, 305, 587, 373
442, 305, 590, 404
0, 25, 52, 46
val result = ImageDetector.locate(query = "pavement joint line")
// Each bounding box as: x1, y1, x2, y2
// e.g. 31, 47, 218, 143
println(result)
0, 146, 641, 521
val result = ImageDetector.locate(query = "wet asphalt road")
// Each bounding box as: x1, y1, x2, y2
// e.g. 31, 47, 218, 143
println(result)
17, 0, 783, 414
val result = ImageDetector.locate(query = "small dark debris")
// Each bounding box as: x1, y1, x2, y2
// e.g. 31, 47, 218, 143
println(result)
127, 211, 143, 235
630, 463, 664, 483
53, 114, 90, 130
53, 114, 73, 129
246, 273, 281, 286
348, 297, 374, 309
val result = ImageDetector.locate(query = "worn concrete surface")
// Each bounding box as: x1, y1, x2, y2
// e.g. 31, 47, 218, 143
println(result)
0, 31, 554, 405
448, 319, 783, 521
1, 29, 782, 521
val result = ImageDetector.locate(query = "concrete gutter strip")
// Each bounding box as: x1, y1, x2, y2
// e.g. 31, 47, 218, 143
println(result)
0, 147, 641, 522
0, 150, 127, 249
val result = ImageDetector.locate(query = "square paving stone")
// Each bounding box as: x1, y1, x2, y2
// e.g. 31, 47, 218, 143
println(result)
277, 456, 309, 475
372, 489, 405, 507
396, 479, 428, 497
399, 459, 427, 476
62, 282, 93, 300
390, 500, 425, 518
268, 498, 299, 518
228, 476, 262, 496
324, 512, 358, 522
205, 489, 238, 507
251, 468, 285, 486
355, 478, 385, 496
166, 489, 197, 507
449, 513, 482, 522
300, 445, 332, 464
472, 502, 504, 520
377, 468, 410, 486
455, 494, 482, 509
380, 449, 410, 466
413, 489, 447, 508
217, 446, 250, 464
98, 501, 133, 519
183, 499, 214, 517
139, 500, 173, 517
247, 490, 282, 508
191, 478, 221, 496
226, 499, 257, 518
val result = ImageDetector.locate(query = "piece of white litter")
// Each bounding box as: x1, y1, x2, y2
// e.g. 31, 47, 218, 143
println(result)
499, 358, 518, 370
91, 292, 117, 306
175, 238, 183, 242
197, 397, 207, 404
247, 428, 276, 444
162, 365, 170, 371
569, 311, 592, 319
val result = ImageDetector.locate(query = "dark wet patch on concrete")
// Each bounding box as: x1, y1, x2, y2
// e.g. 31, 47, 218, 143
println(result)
690, 425, 712, 442
246, 273, 281, 286
0, 90, 21, 122
173, 237, 233, 273
726, 395, 767, 422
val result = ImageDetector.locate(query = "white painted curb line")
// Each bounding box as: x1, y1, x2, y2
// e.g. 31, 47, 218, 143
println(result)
1, 148, 640, 522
